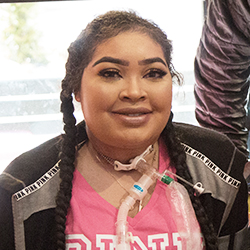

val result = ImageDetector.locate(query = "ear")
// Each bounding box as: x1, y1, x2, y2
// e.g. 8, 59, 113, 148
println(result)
75, 91, 81, 102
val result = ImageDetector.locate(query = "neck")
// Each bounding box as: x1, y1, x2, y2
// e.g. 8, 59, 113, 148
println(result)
87, 138, 157, 165
89, 141, 154, 164
87, 139, 159, 171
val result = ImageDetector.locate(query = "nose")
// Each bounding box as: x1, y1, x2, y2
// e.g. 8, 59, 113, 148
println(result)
119, 78, 147, 102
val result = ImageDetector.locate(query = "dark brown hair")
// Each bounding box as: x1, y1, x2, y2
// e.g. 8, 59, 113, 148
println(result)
56, 10, 217, 250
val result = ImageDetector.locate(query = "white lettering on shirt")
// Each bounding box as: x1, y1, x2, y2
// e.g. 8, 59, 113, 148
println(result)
66, 234, 91, 250
172, 233, 182, 250
148, 233, 169, 250
96, 235, 116, 250
66, 232, 187, 250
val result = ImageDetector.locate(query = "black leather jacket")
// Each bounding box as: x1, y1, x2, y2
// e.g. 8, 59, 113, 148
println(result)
0, 122, 248, 249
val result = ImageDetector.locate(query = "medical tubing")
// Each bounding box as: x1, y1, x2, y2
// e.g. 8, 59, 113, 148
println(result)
135, 159, 174, 185
116, 195, 135, 250
116, 159, 173, 249
165, 181, 203, 250
137, 160, 202, 249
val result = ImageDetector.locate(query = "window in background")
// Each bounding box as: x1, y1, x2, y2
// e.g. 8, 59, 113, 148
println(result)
0, 0, 203, 172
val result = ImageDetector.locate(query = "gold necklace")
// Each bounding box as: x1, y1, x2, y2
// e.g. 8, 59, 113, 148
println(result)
96, 146, 157, 171
95, 153, 131, 195
95, 152, 146, 211
95, 146, 158, 212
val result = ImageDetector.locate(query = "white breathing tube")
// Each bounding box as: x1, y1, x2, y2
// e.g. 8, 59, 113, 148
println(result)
115, 145, 205, 250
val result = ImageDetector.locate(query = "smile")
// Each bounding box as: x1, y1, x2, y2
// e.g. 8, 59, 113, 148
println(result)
111, 108, 152, 126
112, 107, 152, 115
125, 113, 145, 117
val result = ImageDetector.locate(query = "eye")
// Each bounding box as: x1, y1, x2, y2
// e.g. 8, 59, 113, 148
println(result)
143, 69, 167, 79
98, 68, 122, 79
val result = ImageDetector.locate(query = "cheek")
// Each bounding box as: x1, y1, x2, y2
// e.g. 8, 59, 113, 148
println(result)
153, 85, 172, 112
164, 83, 172, 102
157, 88, 172, 129
80, 85, 110, 119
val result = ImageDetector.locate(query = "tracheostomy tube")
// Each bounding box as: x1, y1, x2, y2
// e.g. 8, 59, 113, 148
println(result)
115, 155, 204, 250
115, 158, 174, 250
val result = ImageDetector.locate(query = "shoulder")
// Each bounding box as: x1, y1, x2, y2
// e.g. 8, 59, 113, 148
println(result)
173, 122, 246, 174
0, 135, 63, 194
172, 123, 249, 240
0, 120, 88, 195
173, 122, 235, 150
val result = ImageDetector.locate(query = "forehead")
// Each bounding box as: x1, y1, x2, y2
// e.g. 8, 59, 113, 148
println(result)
90, 31, 165, 63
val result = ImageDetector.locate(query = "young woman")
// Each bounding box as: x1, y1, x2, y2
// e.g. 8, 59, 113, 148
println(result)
0, 10, 248, 250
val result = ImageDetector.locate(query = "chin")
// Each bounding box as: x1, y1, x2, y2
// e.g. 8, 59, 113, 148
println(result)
116, 135, 158, 150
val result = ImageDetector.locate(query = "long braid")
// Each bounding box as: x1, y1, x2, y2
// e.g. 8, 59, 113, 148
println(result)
162, 113, 218, 250
54, 11, 213, 250
55, 79, 77, 250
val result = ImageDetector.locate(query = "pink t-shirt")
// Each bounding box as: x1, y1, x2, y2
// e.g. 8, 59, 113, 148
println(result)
65, 142, 203, 249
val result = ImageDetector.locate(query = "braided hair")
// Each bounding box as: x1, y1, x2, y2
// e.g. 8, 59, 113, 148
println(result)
161, 113, 218, 249
55, 10, 217, 249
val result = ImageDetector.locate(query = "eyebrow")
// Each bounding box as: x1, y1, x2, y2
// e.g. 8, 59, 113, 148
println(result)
92, 57, 129, 67
92, 56, 167, 67
138, 57, 167, 66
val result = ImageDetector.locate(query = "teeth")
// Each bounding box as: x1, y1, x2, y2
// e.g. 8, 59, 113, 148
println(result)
127, 113, 142, 117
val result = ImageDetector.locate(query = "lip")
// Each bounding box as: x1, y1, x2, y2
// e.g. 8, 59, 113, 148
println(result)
111, 107, 153, 126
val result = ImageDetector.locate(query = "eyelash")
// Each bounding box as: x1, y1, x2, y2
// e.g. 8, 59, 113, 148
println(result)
143, 69, 167, 79
98, 69, 122, 79
98, 68, 167, 80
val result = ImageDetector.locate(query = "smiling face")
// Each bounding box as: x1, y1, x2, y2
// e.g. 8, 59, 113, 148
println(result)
76, 32, 172, 160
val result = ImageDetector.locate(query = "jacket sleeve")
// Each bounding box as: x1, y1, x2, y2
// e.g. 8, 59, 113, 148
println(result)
0, 173, 24, 250
217, 147, 249, 249
174, 122, 249, 249
0, 135, 62, 250
194, 0, 250, 158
